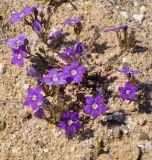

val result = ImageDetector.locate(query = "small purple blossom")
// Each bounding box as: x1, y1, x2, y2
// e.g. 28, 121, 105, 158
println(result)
11, 46, 27, 67
119, 81, 137, 100
32, 20, 42, 33
7, 33, 27, 49
73, 42, 84, 54
25, 86, 44, 110
34, 108, 44, 119
58, 112, 82, 136
62, 59, 86, 83
117, 67, 140, 76
27, 66, 38, 77
60, 47, 74, 59
48, 29, 63, 40
42, 69, 67, 86
83, 96, 108, 119
10, 6, 36, 25
104, 25, 128, 33
61, 16, 83, 25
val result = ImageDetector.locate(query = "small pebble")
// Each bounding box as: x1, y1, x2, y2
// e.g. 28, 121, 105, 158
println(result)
139, 132, 149, 140
0, 99, 6, 105
133, 14, 144, 22
133, 1, 138, 7
113, 127, 122, 138
121, 125, 129, 134
120, 11, 129, 19
140, 6, 147, 14
0, 64, 5, 75
138, 142, 152, 149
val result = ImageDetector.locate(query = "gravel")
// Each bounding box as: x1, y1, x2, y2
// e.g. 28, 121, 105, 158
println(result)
0, 0, 152, 159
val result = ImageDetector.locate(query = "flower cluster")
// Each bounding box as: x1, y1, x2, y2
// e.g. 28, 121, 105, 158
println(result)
8, 4, 142, 137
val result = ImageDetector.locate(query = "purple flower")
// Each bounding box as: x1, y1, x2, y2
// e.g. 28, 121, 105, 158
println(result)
62, 59, 86, 83
32, 20, 42, 33
34, 108, 44, 119
48, 29, 63, 40
119, 81, 137, 100
10, 5, 39, 25
25, 86, 44, 110
42, 69, 67, 86
7, 33, 27, 49
10, 11, 23, 25
117, 67, 140, 76
27, 66, 38, 77
73, 42, 84, 54
58, 112, 82, 136
60, 47, 74, 59
11, 46, 27, 67
104, 25, 128, 33
61, 16, 83, 25
83, 96, 108, 119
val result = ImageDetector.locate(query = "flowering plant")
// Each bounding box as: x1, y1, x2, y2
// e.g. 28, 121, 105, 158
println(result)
7, 3, 141, 137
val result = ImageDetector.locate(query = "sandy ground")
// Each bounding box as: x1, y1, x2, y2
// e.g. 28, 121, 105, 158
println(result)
0, 0, 152, 159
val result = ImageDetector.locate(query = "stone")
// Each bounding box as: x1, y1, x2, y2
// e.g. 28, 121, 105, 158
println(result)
0, 120, 6, 131
139, 132, 149, 140
113, 127, 122, 138
121, 125, 129, 134
0, 99, 6, 105
120, 11, 129, 19
138, 142, 152, 150
134, 1, 138, 7
0, 64, 5, 75
145, 142, 152, 149
140, 6, 147, 14
133, 14, 144, 22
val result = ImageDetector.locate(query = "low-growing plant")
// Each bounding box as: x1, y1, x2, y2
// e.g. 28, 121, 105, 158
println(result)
7, 3, 141, 137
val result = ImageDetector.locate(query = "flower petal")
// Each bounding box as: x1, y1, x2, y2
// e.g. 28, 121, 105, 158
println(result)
86, 96, 94, 105
98, 104, 108, 113
95, 96, 103, 104
91, 110, 99, 119
77, 66, 86, 75
83, 105, 92, 114
71, 59, 79, 68
58, 121, 66, 129
73, 121, 82, 129
62, 112, 71, 120
71, 112, 78, 121
73, 75, 82, 83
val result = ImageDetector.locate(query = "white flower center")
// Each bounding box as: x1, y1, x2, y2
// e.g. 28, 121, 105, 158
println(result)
52, 76, 59, 82
17, 54, 22, 59
71, 69, 77, 76
67, 120, 73, 126
92, 103, 98, 109
32, 95, 37, 101
126, 90, 131, 95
